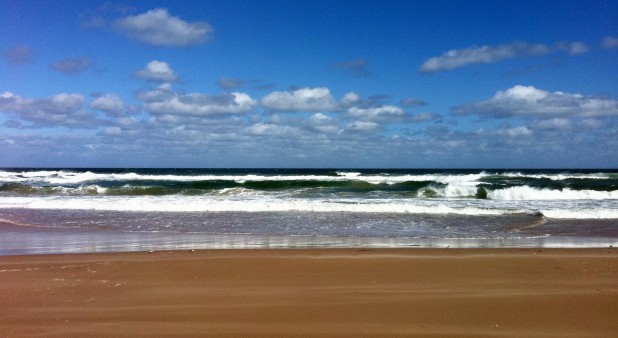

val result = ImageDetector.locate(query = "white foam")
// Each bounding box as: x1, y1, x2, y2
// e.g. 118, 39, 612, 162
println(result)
501, 172, 609, 180
0, 195, 509, 215
488, 186, 618, 200
541, 208, 618, 219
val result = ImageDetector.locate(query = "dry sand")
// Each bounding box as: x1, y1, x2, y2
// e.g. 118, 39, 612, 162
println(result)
1, 248, 617, 337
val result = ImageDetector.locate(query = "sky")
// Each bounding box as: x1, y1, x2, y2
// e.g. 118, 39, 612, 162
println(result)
1, 0, 617, 168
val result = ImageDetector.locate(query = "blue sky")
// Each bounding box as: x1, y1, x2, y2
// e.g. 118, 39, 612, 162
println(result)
1, 0, 617, 168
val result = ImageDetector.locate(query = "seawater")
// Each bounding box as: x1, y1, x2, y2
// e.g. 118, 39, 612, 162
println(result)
0, 168, 617, 253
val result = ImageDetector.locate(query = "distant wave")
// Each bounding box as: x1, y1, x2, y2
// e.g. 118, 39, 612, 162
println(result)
1, 169, 616, 219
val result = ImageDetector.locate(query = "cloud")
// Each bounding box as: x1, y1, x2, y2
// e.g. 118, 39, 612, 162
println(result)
217, 77, 245, 90
452, 85, 618, 118
261, 87, 339, 112
346, 120, 380, 132
420, 41, 551, 73
308, 113, 340, 133
602, 36, 618, 49
332, 59, 371, 77
49, 57, 92, 75
134, 60, 178, 82
2, 46, 36, 65
565, 41, 589, 55
477, 126, 533, 138
579, 118, 604, 129
141, 88, 257, 116
0, 91, 101, 128
246, 123, 302, 137
530, 118, 572, 130
114, 8, 212, 47
347, 105, 405, 122
412, 112, 440, 122
90, 94, 125, 116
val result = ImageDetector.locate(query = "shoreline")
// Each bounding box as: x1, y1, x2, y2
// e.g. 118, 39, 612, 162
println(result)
2, 248, 617, 337
1, 220, 617, 256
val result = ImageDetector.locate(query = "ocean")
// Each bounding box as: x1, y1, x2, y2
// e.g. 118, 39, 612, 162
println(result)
1, 168, 617, 254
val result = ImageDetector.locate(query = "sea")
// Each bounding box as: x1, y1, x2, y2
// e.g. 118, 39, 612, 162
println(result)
0, 168, 617, 254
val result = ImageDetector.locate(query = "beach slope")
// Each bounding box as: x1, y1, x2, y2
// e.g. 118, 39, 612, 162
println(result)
2, 249, 617, 337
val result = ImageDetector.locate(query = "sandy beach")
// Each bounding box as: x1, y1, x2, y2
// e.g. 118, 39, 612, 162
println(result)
1, 248, 617, 337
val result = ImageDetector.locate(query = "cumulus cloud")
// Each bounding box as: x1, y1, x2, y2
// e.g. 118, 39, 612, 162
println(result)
141, 89, 257, 116
452, 85, 618, 118
134, 60, 178, 82
0, 91, 101, 128
347, 105, 405, 122
114, 8, 212, 47
90, 94, 124, 116
49, 57, 92, 75
602, 36, 618, 49
420, 41, 551, 73
308, 113, 340, 134
261, 87, 339, 112
2, 46, 36, 65
332, 59, 371, 77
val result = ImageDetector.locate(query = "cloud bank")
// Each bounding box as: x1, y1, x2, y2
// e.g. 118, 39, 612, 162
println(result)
453, 85, 618, 117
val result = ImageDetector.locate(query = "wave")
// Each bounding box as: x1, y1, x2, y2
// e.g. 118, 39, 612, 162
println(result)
0, 195, 521, 215
1, 195, 615, 219
488, 186, 618, 200
0, 169, 487, 185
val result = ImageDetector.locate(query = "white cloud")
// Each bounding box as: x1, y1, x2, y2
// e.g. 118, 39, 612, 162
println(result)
0, 91, 101, 128
143, 91, 257, 116
49, 57, 92, 75
309, 113, 340, 133
340, 92, 360, 106
261, 87, 338, 112
347, 105, 404, 122
134, 60, 178, 83
602, 36, 618, 49
420, 41, 551, 73
90, 94, 124, 115
114, 8, 212, 47
246, 123, 301, 137
453, 85, 618, 117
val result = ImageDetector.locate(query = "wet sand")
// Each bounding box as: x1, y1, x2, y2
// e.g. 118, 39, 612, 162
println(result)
1, 248, 617, 337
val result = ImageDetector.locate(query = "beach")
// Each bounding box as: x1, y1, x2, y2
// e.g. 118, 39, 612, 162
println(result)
2, 248, 617, 337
